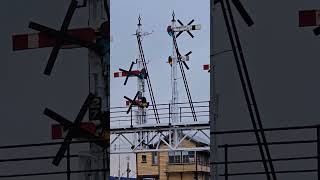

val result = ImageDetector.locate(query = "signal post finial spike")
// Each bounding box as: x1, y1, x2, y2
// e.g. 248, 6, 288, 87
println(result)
138, 15, 142, 26
172, 11, 176, 21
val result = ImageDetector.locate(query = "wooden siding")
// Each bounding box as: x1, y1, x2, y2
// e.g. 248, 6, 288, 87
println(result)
136, 152, 158, 176
136, 138, 210, 180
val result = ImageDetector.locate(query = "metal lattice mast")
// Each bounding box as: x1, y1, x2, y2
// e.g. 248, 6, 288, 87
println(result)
136, 16, 147, 125
170, 12, 179, 124
136, 16, 148, 150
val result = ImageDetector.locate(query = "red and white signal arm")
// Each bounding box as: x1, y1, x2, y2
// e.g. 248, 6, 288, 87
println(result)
203, 64, 210, 72
181, 55, 190, 62
171, 24, 201, 32
12, 28, 96, 51
51, 122, 97, 139
126, 100, 140, 107
299, 10, 320, 27
114, 70, 140, 78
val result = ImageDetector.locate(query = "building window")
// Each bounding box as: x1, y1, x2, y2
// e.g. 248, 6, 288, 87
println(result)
174, 151, 181, 163
152, 152, 158, 165
188, 151, 195, 163
182, 151, 189, 163
168, 151, 175, 163
141, 155, 147, 163
168, 151, 182, 164
168, 151, 196, 164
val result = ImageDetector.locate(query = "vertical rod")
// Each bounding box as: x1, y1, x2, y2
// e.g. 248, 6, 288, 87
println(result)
127, 160, 130, 179
317, 126, 320, 180
118, 144, 121, 179
224, 145, 228, 180
179, 107, 182, 122
88, 0, 110, 179
169, 104, 171, 125
195, 151, 198, 180
210, 0, 219, 179
225, 0, 277, 179
219, 0, 271, 179
103, 150, 106, 180
130, 108, 133, 128
67, 144, 71, 180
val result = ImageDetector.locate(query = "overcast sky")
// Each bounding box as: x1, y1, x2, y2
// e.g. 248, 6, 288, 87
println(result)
0, 0, 320, 179
110, 0, 210, 108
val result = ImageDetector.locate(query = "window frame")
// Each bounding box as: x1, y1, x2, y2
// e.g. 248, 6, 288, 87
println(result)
141, 154, 147, 163
152, 152, 158, 165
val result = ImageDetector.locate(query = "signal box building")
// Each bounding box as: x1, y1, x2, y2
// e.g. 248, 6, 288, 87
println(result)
136, 135, 210, 180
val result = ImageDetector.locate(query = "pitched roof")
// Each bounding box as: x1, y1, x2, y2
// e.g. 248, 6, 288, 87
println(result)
155, 131, 210, 147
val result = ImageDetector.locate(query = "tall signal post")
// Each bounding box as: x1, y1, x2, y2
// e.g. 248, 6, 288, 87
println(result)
167, 12, 201, 147
85, 0, 110, 179
135, 17, 148, 126
170, 13, 179, 126
12, 0, 110, 179
135, 17, 150, 150
169, 13, 180, 147
114, 16, 153, 151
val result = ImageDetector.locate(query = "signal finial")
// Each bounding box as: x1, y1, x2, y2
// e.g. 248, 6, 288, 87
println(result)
172, 11, 175, 22
138, 15, 142, 26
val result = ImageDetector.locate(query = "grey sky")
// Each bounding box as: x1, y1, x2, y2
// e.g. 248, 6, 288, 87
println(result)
110, 0, 210, 108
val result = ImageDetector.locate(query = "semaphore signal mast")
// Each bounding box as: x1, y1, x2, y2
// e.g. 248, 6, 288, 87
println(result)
135, 16, 149, 126
167, 11, 201, 146
109, 12, 209, 156
167, 11, 201, 124
12, 0, 110, 179
114, 16, 159, 150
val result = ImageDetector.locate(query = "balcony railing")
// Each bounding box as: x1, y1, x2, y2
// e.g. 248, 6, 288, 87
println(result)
166, 162, 210, 173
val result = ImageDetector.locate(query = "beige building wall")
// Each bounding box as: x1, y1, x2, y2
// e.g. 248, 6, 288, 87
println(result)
136, 138, 210, 180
